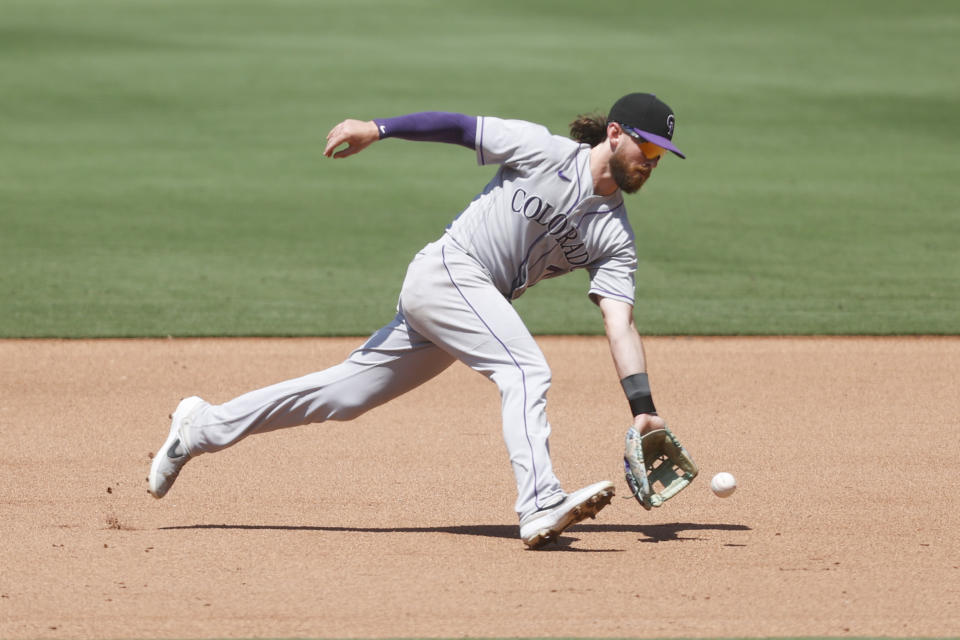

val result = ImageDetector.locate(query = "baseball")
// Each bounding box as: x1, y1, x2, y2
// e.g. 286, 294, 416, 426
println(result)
710, 472, 737, 498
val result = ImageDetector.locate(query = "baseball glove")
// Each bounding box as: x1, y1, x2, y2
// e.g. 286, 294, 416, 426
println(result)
624, 425, 699, 510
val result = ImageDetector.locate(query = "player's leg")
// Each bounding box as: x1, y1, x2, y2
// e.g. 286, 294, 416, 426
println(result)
178, 315, 455, 455
399, 240, 564, 521
150, 314, 453, 498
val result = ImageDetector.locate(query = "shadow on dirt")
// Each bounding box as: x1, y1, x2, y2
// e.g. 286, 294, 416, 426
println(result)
159, 521, 750, 545
574, 521, 752, 542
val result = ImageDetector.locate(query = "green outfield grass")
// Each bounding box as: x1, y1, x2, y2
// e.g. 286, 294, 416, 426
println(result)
1, 0, 957, 336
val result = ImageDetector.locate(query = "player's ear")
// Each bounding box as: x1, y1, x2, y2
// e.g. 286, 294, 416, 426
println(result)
606, 121, 623, 150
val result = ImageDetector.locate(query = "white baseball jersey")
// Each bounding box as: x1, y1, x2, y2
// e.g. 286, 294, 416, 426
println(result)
446, 116, 637, 304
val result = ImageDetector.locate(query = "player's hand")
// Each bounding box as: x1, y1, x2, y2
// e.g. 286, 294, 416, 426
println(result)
633, 412, 665, 436
324, 119, 380, 159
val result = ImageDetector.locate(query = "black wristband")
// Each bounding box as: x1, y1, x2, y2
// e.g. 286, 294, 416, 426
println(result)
621, 372, 657, 416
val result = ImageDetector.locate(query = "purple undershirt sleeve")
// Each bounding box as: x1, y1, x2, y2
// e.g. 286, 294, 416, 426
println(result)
372, 112, 477, 149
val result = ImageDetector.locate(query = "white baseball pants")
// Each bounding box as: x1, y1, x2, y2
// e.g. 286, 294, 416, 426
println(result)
180, 236, 565, 520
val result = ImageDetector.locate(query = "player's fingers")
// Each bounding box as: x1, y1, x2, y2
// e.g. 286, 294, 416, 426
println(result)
322, 134, 338, 155
323, 121, 350, 156
325, 119, 349, 140
323, 120, 375, 159
323, 134, 350, 158
332, 145, 357, 159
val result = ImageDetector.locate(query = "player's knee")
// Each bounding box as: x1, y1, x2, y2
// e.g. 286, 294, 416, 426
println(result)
528, 363, 552, 397
495, 361, 551, 396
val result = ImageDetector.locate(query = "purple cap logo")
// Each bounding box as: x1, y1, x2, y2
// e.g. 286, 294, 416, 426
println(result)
666, 114, 675, 138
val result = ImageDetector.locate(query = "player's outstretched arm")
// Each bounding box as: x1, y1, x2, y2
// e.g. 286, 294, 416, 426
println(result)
599, 298, 698, 510
324, 119, 380, 159
324, 113, 477, 159
597, 296, 665, 435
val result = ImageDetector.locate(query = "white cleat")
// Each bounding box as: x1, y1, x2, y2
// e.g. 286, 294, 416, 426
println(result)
519, 480, 615, 549
148, 396, 205, 499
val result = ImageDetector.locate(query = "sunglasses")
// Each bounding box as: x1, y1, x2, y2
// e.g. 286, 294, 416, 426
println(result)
617, 123, 666, 160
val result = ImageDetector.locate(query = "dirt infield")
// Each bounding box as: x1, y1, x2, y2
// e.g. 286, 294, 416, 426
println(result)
1, 336, 958, 639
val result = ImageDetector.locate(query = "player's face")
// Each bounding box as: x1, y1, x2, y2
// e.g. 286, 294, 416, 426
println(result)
610, 130, 662, 194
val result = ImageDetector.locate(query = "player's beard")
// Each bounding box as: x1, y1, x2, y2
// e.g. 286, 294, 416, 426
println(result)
609, 145, 652, 194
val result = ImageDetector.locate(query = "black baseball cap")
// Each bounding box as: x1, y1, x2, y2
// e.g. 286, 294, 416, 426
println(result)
608, 93, 685, 159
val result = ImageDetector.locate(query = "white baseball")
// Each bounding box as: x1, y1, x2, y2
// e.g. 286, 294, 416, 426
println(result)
710, 472, 737, 498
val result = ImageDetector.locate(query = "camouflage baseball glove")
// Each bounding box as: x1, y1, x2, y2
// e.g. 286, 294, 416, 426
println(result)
624, 425, 699, 510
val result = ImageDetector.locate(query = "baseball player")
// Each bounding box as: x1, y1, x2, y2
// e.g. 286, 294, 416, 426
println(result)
149, 92, 686, 549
